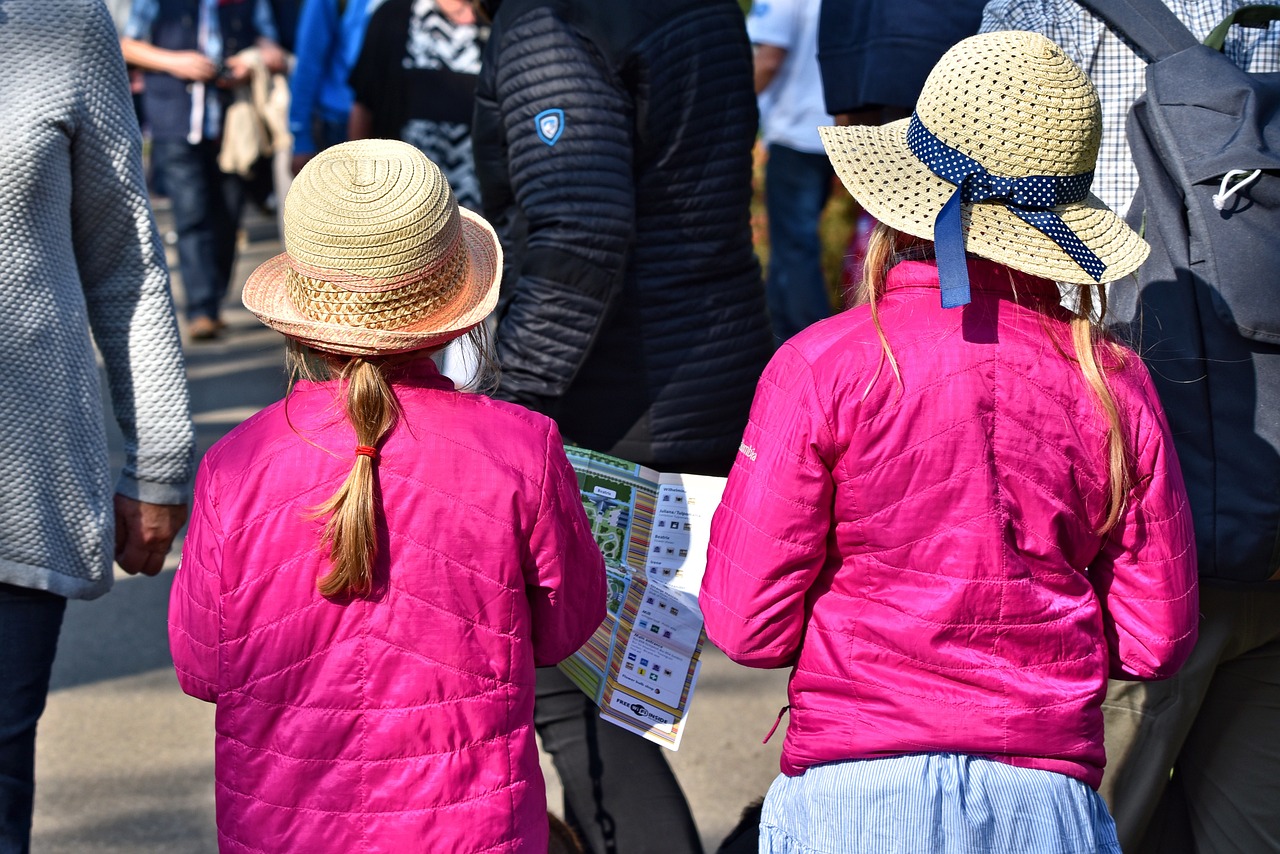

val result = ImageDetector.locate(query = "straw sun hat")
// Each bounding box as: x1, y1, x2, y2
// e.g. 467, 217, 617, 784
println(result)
819, 30, 1149, 307
242, 139, 501, 356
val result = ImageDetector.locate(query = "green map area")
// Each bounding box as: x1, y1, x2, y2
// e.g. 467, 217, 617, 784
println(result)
579, 472, 634, 566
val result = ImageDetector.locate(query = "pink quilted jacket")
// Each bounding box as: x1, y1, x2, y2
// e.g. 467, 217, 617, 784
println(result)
170, 360, 606, 853
701, 260, 1198, 789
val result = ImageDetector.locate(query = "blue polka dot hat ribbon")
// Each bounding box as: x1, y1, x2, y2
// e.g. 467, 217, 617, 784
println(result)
906, 114, 1106, 308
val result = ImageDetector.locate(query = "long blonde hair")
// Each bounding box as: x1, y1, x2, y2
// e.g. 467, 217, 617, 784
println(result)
856, 222, 1133, 534
286, 325, 499, 598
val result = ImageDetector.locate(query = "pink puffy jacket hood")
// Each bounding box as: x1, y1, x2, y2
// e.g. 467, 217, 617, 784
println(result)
701, 260, 1198, 789
170, 360, 605, 852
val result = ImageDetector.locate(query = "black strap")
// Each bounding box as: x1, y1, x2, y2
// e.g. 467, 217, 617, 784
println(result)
1074, 0, 1200, 62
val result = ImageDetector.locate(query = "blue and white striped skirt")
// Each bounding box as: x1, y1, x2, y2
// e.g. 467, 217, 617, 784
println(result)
759, 753, 1121, 854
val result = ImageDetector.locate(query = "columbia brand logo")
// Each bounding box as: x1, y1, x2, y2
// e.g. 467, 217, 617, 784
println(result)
739, 443, 757, 461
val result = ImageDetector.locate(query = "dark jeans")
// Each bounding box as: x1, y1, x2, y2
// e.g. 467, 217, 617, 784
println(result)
763, 143, 835, 343
151, 139, 245, 323
536, 667, 703, 854
0, 584, 66, 854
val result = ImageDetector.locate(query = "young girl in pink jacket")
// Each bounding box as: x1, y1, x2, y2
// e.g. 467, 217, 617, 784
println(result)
168, 139, 606, 853
700, 32, 1199, 854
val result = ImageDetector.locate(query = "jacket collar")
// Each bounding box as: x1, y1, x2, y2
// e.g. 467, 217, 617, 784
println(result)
885, 259, 1062, 306
293, 355, 456, 395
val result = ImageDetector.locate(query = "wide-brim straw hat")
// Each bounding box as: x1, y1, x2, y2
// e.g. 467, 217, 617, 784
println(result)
242, 139, 501, 356
819, 30, 1149, 286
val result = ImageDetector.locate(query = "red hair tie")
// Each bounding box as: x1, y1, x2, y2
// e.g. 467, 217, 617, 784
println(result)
355, 445, 378, 460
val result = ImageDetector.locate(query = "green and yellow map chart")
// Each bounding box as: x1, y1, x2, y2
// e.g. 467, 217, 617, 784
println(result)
558, 447, 724, 750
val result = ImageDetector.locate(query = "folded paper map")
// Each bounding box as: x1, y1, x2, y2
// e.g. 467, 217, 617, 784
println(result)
559, 447, 725, 750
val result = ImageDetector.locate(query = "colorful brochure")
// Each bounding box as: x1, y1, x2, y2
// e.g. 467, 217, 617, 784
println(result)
559, 447, 725, 751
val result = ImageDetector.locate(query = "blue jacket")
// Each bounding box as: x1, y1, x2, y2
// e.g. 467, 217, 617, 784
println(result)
287, 0, 372, 154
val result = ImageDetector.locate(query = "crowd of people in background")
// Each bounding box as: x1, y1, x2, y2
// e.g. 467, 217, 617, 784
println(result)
1, 0, 1278, 852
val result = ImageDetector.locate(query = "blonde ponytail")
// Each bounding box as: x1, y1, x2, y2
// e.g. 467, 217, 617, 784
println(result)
310, 357, 400, 598
282, 333, 498, 597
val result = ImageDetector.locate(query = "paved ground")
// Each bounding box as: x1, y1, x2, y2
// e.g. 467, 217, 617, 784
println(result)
32, 205, 788, 852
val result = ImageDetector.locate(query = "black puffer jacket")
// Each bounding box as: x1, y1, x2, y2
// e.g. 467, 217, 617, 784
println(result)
473, 0, 773, 472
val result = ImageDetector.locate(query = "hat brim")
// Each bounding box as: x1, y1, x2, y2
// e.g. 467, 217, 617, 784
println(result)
241, 208, 502, 357
819, 121, 1149, 286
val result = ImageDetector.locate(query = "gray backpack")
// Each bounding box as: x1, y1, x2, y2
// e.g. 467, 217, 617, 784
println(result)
1078, 0, 1280, 583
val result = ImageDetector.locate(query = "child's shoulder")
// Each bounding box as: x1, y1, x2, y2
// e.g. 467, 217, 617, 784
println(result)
768, 308, 904, 408
389, 384, 567, 472
779, 308, 887, 368
388, 389, 568, 487
1102, 339, 1162, 402
476, 391, 568, 445
1095, 340, 1175, 447
412, 384, 559, 445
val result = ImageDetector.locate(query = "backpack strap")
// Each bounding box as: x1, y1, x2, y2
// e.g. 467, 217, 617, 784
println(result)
1204, 4, 1280, 51
1074, 0, 1200, 62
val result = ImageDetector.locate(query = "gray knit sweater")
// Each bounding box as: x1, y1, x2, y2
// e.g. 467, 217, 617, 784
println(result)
0, 0, 196, 599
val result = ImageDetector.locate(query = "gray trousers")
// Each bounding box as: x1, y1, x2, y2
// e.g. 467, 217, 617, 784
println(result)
1100, 583, 1280, 854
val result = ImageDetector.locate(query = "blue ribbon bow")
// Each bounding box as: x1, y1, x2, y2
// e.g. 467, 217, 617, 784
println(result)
905, 114, 1106, 308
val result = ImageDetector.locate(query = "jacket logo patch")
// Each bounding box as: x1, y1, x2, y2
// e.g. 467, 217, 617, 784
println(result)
535, 109, 564, 146
739, 442, 758, 461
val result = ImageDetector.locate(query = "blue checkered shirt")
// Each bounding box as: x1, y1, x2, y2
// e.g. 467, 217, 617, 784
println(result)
980, 0, 1280, 215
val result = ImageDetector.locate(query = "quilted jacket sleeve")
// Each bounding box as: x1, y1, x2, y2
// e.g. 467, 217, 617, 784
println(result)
169, 462, 223, 702
525, 423, 607, 666
486, 10, 635, 415
1089, 371, 1199, 681
701, 344, 835, 668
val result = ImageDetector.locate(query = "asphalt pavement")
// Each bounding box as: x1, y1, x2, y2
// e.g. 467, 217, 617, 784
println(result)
32, 203, 789, 853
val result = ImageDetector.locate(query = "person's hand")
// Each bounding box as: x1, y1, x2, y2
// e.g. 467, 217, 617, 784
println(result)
216, 53, 253, 88
170, 50, 218, 82
114, 495, 189, 577
291, 152, 316, 175
257, 38, 287, 74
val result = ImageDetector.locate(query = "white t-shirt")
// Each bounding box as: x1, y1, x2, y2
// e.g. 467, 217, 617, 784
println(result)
747, 0, 833, 154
